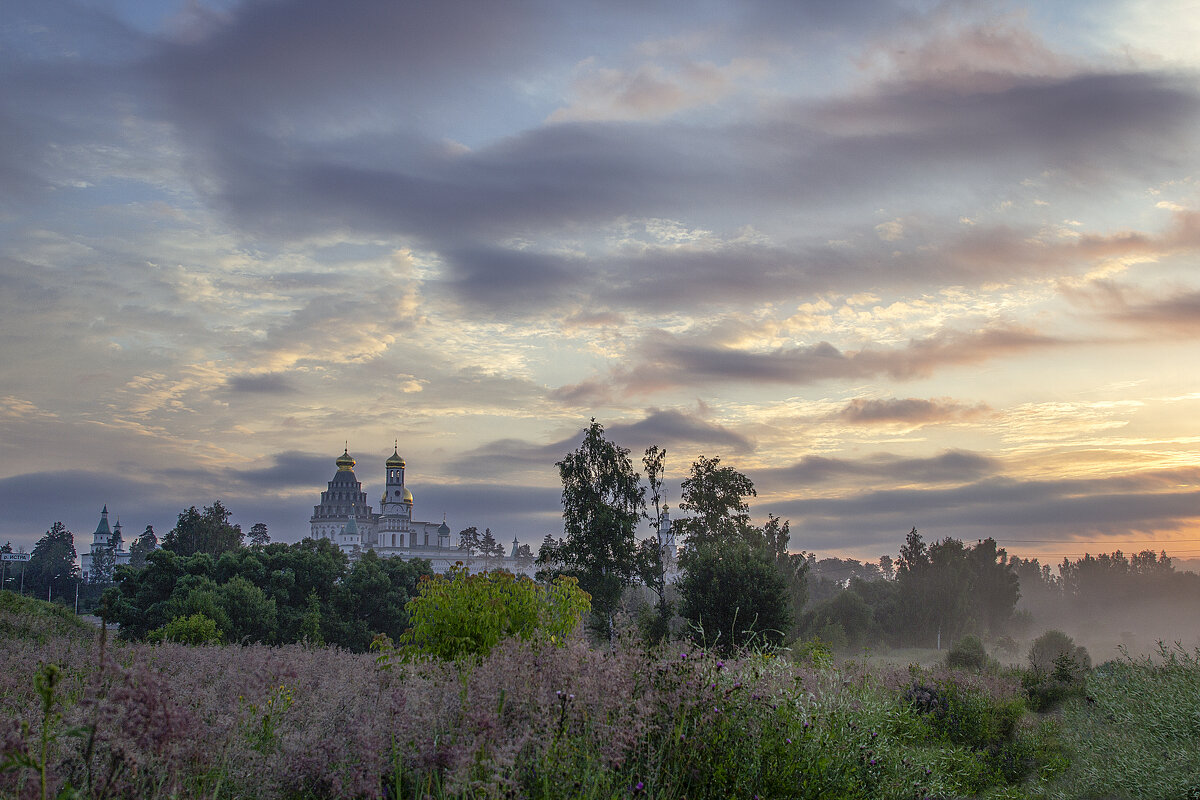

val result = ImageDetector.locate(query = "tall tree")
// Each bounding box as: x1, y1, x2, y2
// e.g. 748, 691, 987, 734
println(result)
248, 522, 270, 547
129, 525, 158, 569
457, 526, 481, 568
27, 522, 78, 601
161, 501, 243, 557
540, 419, 644, 636
675, 455, 756, 551
90, 540, 116, 584
636, 445, 673, 643
479, 528, 504, 571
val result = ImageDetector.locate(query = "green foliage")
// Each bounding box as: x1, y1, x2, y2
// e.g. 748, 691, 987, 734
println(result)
895, 529, 1020, 647
395, 564, 591, 661
104, 536, 429, 650
678, 540, 793, 653
0, 590, 93, 643
674, 454, 756, 549
792, 636, 835, 668
25, 522, 78, 601
161, 501, 243, 557
1039, 643, 1200, 799
1028, 629, 1091, 676
946, 634, 989, 671
542, 419, 644, 634
904, 679, 1031, 782
128, 525, 157, 569
804, 588, 874, 652
149, 612, 223, 645
1023, 629, 1091, 710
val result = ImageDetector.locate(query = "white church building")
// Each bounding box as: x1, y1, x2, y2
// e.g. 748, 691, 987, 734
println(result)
310, 448, 537, 576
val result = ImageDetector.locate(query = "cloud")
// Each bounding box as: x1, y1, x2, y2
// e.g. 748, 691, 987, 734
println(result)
834, 397, 991, 425
755, 449, 999, 492
549, 57, 767, 123
225, 373, 298, 394
773, 468, 1200, 555
451, 409, 752, 479
559, 323, 1065, 399
605, 409, 754, 454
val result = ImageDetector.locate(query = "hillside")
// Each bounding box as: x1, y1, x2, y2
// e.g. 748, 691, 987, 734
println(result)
0, 590, 97, 643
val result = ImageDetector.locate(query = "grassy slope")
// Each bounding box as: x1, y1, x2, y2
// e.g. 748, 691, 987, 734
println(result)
0, 589, 96, 643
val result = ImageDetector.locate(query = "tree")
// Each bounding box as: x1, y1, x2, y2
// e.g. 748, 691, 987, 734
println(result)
479, 528, 504, 571
540, 419, 644, 637
248, 522, 270, 547
129, 525, 158, 569
678, 540, 792, 653
756, 514, 808, 633
161, 501, 243, 557
636, 445, 674, 644
514, 543, 534, 568
27, 522, 78, 601
457, 526, 481, 568
90, 540, 116, 584
675, 455, 756, 550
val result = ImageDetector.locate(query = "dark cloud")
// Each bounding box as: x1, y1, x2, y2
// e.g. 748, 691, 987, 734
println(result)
560, 324, 1065, 399
133, 2, 1200, 316
225, 373, 298, 395
152, 0, 553, 124
834, 397, 991, 424
606, 409, 754, 454
1109, 287, 1200, 335
754, 449, 998, 492
451, 409, 751, 479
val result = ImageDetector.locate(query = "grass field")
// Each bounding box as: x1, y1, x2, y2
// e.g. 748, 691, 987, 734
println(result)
2, 590, 1198, 799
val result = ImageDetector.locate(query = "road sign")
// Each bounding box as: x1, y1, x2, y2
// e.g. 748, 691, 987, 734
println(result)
1, 553, 31, 562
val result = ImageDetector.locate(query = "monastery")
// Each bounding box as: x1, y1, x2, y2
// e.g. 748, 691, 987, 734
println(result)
310, 448, 537, 576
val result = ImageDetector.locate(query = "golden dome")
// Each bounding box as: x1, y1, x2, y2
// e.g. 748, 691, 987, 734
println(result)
336, 448, 356, 471
402, 487, 413, 503
386, 447, 406, 469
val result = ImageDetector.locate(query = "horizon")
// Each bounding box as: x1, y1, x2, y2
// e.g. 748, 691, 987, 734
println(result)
3, 1, 1199, 563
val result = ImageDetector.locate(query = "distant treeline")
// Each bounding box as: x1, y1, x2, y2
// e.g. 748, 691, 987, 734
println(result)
104, 539, 430, 651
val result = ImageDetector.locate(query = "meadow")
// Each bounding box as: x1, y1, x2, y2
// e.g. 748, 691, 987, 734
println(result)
2, 590, 1199, 799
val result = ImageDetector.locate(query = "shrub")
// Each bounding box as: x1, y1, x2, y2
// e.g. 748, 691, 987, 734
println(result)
946, 634, 988, 671
395, 564, 590, 661
148, 612, 223, 645
1028, 629, 1090, 676
678, 541, 793, 654
1024, 629, 1090, 710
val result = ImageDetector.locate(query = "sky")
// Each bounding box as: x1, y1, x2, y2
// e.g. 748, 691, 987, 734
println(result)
3, 0, 1199, 567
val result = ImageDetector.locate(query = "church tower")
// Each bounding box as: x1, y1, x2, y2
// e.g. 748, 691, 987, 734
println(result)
310, 448, 373, 543
378, 446, 412, 548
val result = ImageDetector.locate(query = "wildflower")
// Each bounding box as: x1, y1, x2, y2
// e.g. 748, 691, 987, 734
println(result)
716, 661, 725, 670
786, 738, 792, 744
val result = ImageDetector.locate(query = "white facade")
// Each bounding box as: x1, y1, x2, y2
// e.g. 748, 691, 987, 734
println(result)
309, 449, 538, 577
80, 505, 131, 582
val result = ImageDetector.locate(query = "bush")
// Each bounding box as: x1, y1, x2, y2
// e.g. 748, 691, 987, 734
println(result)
678, 541, 793, 653
946, 635, 988, 671
148, 612, 223, 645
1024, 629, 1090, 710
1028, 629, 1091, 677
394, 564, 590, 661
